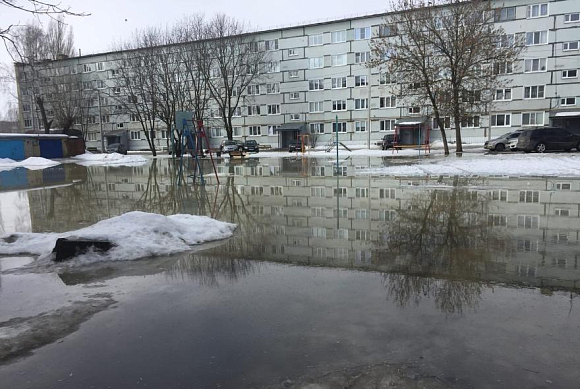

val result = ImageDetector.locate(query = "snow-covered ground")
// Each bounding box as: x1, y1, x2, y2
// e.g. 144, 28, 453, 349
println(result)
0, 157, 61, 172
0, 211, 237, 264
68, 152, 148, 166
359, 153, 580, 177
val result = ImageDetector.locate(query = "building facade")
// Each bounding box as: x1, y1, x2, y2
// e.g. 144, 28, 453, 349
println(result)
14, 0, 580, 151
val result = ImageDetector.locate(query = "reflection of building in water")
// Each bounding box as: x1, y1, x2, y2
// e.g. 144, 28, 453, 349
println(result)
24, 158, 580, 292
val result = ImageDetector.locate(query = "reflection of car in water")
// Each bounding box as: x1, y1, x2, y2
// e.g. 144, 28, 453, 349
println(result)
484, 131, 522, 152
220, 140, 243, 153
106, 143, 128, 155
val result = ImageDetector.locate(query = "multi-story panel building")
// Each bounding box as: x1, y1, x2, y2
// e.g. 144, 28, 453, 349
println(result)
14, 0, 580, 151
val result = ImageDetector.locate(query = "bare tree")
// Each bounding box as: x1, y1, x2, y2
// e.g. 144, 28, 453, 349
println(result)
45, 16, 74, 59
198, 14, 268, 140
370, 0, 522, 154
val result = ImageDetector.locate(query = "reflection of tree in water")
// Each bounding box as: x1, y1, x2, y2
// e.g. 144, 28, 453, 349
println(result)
378, 177, 513, 314
166, 254, 260, 287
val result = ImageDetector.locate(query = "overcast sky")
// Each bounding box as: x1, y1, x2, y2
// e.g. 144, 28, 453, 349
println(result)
0, 0, 390, 114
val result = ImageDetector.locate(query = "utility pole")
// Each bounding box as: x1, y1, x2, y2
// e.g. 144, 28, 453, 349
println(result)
367, 65, 372, 149
97, 89, 105, 152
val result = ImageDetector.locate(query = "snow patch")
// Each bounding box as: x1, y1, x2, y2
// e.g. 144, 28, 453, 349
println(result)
359, 154, 580, 177
0, 211, 237, 264
70, 152, 148, 166
0, 157, 61, 172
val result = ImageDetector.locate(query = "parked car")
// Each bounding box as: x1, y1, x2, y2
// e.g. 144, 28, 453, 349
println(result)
220, 140, 243, 153
381, 134, 396, 150
243, 140, 259, 153
288, 139, 303, 152
484, 131, 522, 152
517, 127, 580, 153
106, 143, 128, 155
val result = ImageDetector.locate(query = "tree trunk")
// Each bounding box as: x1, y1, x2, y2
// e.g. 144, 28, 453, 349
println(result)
434, 116, 450, 156
35, 96, 52, 134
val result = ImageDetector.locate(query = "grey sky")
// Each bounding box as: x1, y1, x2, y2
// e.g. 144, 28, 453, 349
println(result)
0, 0, 390, 112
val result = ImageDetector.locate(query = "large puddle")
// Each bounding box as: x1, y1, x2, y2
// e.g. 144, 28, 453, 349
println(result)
1, 157, 579, 388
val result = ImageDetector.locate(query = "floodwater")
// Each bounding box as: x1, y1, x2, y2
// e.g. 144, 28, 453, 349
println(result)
0, 157, 579, 389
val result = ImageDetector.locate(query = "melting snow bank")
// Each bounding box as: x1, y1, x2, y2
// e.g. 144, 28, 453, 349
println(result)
0, 211, 237, 264
0, 157, 61, 172
359, 154, 580, 177
69, 152, 148, 166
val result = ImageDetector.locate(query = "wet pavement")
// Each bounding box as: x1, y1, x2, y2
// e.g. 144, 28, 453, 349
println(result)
1, 156, 579, 388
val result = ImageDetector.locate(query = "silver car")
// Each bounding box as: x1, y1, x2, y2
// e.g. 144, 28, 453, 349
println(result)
220, 140, 243, 153
484, 131, 522, 152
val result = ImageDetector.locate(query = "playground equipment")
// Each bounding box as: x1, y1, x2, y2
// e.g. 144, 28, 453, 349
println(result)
174, 112, 220, 186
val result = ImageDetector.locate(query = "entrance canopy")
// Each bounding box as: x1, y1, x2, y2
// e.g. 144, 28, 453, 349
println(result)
395, 116, 429, 126
274, 123, 307, 132
550, 111, 580, 118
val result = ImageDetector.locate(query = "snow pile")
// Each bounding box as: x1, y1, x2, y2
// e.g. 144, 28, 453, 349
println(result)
0, 157, 61, 172
359, 154, 580, 177
0, 211, 237, 263
70, 153, 148, 166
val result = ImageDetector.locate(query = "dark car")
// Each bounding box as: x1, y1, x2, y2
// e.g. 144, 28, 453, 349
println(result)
243, 140, 260, 153
288, 139, 303, 152
106, 143, 128, 155
517, 127, 580, 153
381, 134, 396, 150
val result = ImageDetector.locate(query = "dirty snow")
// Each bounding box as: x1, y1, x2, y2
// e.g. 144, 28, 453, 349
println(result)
359, 154, 580, 177
0, 211, 237, 264
69, 152, 148, 166
0, 157, 61, 172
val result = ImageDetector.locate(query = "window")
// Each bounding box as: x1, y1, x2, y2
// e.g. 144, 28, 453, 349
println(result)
556, 182, 571, 190
249, 126, 261, 136
354, 27, 370, 40
355, 75, 368, 87
312, 207, 325, 217
355, 187, 369, 198
289, 92, 299, 100
379, 188, 396, 199
496, 34, 515, 48
288, 70, 299, 78
290, 113, 300, 121
408, 106, 420, 114
495, 6, 516, 22
380, 119, 395, 132
288, 48, 297, 57
210, 128, 224, 137
355, 121, 367, 132
461, 116, 480, 128
334, 165, 347, 176
96, 80, 105, 89
380, 96, 396, 108
495, 88, 512, 100
248, 105, 260, 115
491, 113, 511, 127
267, 104, 280, 115
83, 64, 92, 73
355, 51, 370, 64
332, 122, 347, 132
116, 122, 125, 129
232, 107, 242, 117
312, 227, 327, 238
520, 190, 539, 203
130, 131, 141, 140
355, 98, 368, 110
309, 79, 324, 91
309, 34, 323, 46
565, 13, 580, 23
563, 41, 579, 51
355, 209, 369, 220
336, 228, 348, 238
110, 69, 118, 77
309, 57, 324, 69
524, 58, 547, 73
527, 3, 548, 18
248, 84, 260, 95
379, 24, 397, 37
332, 54, 347, 67
522, 112, 544, 126
518, 215, 539, 229
22, 103, 31, 112
97, 62, 105, 71
83, 81, 92, 90
310, 123, 324, 134
309, 101, 323, 113
24, 118, 32, 128
331, 30, 346, 43
130, 113, 139, 122
101, 115, 109, 123
488, 215, 507, 227
524, 85, 545, 99
265, 39, 278, 51
332, 100, 347, 111
332, 76, 347, 89
494, 62, 513, 75
88, 132, 98, 141
267, 83, 280, 94
266, 62, 280, 73
267, 125, 279, 135
561, 97, 576, 106
270, 186, 283, 196
232, 127, 242, 137
113, 86, 121, 94
526, 31, 548, 46
490, 190, 508, 201
562, 70, 578, 79
380, 73, 396, 85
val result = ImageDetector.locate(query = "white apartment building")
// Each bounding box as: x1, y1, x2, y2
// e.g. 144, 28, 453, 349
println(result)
15, 0, 580, 151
